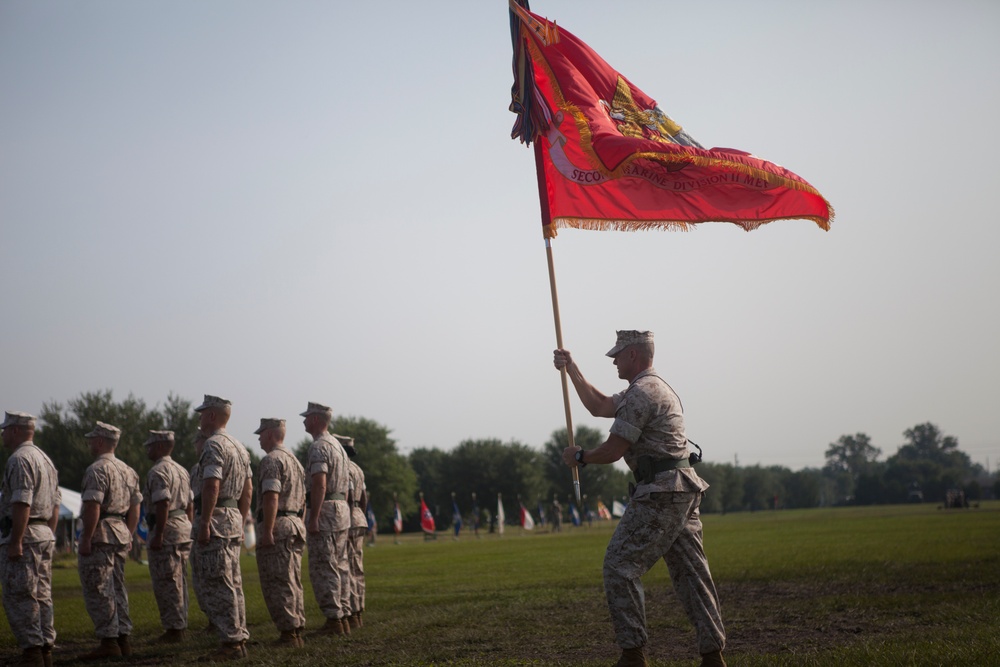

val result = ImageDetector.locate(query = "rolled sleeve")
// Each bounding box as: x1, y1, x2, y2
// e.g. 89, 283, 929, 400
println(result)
9, 489, 34, 505
152, 488, 172, 503
82, 489, 105, 503
262, 479, 282, 494
202, 464, 223, 480
309, 461, 329, 476
610, 417, 642, 444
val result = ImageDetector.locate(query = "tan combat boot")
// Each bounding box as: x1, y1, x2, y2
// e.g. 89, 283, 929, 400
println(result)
340, 617, 352, 635
700, 649, 727, 667
317, 616, 344, 635
41, 644, 53, 667
79, 637, 122, 662
613, 646, 648, 667
159, 628, 187, 643
198, 642, 245, 662
276, 630, 299, 647
117, 634, 132, 657
13, 646, 44, 667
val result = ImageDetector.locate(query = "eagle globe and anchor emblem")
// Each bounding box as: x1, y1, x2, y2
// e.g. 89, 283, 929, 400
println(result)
546, 76, 703, 189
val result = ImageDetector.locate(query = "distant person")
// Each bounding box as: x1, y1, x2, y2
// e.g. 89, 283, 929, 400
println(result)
193, 395, 253, 661
254, 418, 307, 648
1, 411, 61, 667
143, 430, 193, 643
302, 402, 352, 635
341, 436, 368, 629
550, 497, 562, 533
77, 422, 142, 661
555, 331, 726, 667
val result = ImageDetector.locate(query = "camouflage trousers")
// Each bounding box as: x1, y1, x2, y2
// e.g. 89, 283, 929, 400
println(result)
149, 542, 192, 631
347, 527, 366, 613
193, 537, 249, 643
79, 543, 132, 639
603, 491, 725, 654
1, 540, 55, 649
189, 542, 210, 625
256, 534, 306, 632
307, 529, 350, 619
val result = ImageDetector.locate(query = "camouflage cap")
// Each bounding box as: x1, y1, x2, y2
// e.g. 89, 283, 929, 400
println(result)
332, 433, 354, 447
606, 330, 654, 357
0, 411, 36, 429
144, 430, 175, 446
85, 421, 121, 441
194, 395, 232, 412
299, 402, 332, 418
253, 418, 285, 435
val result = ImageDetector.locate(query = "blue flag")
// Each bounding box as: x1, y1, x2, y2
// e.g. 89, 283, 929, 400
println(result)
452, 498, 463, 537
569, 503, 581, 527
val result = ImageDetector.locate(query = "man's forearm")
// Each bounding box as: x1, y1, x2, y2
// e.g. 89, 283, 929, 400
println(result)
565, 362, 615, 418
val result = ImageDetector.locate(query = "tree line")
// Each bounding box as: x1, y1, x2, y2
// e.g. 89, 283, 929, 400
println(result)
5, 390, 996, 531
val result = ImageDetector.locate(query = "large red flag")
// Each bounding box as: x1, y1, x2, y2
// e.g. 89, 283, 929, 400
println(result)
509, 1, 833, 237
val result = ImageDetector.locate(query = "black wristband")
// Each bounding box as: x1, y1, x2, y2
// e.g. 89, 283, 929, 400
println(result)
574, 449, 587, 467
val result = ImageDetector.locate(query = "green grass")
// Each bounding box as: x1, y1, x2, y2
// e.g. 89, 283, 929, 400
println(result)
3, 502, 999, 665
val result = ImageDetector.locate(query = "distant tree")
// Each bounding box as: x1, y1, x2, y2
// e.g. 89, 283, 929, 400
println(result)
885, 423, 973, 503
35, 390, 164, 489
779, 467, 824, 509
824, 433, 881, 502
326, 415, 418, 522
542, 427, 631, 507
414, 438, 548, 528
30, 390, 255, 492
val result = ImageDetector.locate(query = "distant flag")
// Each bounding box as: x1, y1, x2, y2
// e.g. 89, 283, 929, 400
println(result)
536, 500, 547, 526
596, 500, 612, 520
612, 500, 627, 518
497, 493, 506, 536
420, 496, 436, 535
569, 503, 581, 527
366, 500, 378, 532
520, 502, 535, 531
452, 497, 463, 537
393, 501, 403, 535
472, 494, 481, 533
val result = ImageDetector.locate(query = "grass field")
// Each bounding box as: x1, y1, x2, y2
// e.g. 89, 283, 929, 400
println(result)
2, 502, 998, 666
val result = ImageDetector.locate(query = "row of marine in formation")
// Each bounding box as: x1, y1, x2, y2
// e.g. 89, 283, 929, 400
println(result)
0, 397, 368, 665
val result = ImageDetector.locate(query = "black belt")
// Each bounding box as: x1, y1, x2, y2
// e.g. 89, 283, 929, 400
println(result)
99, 512, 127, 521
633, 456, 691, 485
168, 508, 188, 518
28, 518, 50, 525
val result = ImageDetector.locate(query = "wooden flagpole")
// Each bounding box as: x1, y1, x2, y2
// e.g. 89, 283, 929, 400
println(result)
534, 142, 582, 505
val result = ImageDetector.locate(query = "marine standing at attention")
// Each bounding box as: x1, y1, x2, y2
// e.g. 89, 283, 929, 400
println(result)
555, 331, 727, 667
143, 429, 193, 643
0, 411, 61, 667
254, 417, 308, 647
302, 402, 352, 636
193, 395, 253, 661
78, 421, 142, 662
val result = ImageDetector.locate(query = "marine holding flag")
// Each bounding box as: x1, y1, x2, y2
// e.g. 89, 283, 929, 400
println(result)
556, 332, 726, 667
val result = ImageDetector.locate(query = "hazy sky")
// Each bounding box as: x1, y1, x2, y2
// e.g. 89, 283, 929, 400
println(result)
2, 0, 998, 476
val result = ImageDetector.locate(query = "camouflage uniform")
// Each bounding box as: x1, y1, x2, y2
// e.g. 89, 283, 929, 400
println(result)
145, 454, 193, 631
79, 453, 142, 640
193, 429, 252, 644
0, 440, 61, 650
305, 432, 351, 621
188, 460, 208, 622
346, 459, 368, 616
255, 444, 307, 633
604, 368, 726, 654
